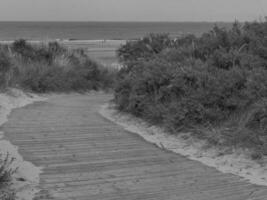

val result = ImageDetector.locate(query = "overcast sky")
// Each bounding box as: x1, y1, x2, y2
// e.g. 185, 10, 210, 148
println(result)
0, 0, 266, 22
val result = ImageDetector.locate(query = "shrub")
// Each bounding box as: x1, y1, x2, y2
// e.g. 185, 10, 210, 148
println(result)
0, 154, 16, 200
0, 40, 117, 92
114, 20, 267, 153
117, 33, 172, 62
0, 49, 12, 88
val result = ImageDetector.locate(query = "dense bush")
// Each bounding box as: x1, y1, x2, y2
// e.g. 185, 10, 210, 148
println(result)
117, 33, 172, 62
0, 154, 16, 200
0, 40, 116, 92
115, 20, 267, 155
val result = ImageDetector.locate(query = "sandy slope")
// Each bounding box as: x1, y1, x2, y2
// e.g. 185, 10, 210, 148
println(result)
0, 89, 45, 200
100, 103, 267, 187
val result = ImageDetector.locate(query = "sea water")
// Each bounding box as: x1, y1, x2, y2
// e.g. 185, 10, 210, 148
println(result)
0, 21, 232, 41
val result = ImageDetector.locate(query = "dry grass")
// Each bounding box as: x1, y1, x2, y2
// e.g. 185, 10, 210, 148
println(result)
0, 39, 118, 92
0, 154, 16, 200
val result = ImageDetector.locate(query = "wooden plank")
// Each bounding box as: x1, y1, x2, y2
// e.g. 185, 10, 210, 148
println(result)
2, 93, 267, 200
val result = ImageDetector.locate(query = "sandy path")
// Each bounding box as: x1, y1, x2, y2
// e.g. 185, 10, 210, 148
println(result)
2, 93, 267, 200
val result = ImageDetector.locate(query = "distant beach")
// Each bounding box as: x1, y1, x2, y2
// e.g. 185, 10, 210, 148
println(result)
0, 39, 125, 68
0, 21, 233, 67
62, 39, 126, 67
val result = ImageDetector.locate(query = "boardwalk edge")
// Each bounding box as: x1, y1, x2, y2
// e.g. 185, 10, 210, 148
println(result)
99, 102, 267, 187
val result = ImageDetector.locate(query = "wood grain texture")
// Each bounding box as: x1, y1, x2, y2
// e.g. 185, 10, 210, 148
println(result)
2, 93, 267, 200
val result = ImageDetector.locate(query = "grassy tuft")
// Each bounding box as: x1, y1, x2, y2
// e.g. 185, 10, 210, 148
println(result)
0, 40, 117, 92
114, 20, 267, 157
0, 154, 16, 200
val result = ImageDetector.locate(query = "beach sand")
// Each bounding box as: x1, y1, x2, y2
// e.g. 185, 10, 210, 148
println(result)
61, 39, 125, 68
100, 103, 267, 187
0, 89, 45, 200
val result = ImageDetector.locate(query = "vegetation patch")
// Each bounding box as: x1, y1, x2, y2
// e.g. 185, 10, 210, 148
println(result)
0, 39, 117, 92
0, 154, 16, 200
114, 21, 267, 159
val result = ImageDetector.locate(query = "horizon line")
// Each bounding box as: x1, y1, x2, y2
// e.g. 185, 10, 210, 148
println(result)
0, 20, 245, 23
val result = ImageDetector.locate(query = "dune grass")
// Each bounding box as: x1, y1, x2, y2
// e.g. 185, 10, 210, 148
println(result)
0, 154, 16, 200
0, 39, 117, 92
114, 20, 267, 159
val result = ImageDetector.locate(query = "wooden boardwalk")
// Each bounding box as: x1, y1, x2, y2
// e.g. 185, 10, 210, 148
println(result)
2, 93, 267, 200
